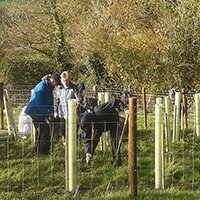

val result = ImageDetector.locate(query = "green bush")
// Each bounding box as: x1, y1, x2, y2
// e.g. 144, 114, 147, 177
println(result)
0, 54, 59, 86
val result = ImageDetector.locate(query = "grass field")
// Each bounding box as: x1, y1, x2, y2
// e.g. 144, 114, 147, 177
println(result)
1, 125, 200, 199
0, 97, 198, 199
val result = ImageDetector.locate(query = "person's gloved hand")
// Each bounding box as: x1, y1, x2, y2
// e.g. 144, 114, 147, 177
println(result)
54, 111, 59, 118
46, 113, 55, 123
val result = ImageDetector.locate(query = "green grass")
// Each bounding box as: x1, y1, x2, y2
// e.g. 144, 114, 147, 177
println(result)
0, 105, 199, 199
1, 127, 200, 199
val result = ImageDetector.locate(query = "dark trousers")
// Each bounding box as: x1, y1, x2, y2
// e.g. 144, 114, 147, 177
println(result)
80, 104, 121, 163
50, 117, 65, 138
81, 121, 120, 158
32, 118, 51, 155
59, 118, 66, 137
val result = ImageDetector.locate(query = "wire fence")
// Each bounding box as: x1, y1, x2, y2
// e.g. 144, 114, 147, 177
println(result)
0, 86, 199, 199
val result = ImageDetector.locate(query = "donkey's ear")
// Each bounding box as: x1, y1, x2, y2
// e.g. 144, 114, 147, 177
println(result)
81, 82, 85, 91
120, 89, 126, 94
77, 82, 85, 92
120, 90, 130, 96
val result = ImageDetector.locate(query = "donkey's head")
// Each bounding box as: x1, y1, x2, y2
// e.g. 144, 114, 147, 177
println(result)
120, 90, 131, 105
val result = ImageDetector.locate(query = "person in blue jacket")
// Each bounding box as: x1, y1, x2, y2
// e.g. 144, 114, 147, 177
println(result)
25, 73, 61, 155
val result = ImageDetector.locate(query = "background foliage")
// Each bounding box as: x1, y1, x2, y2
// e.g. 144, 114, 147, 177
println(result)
0, 0, 199, 90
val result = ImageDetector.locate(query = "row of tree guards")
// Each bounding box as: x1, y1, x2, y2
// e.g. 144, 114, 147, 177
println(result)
0, 83, 190, 131
155, 91, 200, 189
1, 83, 200, 196
93, 86, 188, 130
64, 89, 200, 196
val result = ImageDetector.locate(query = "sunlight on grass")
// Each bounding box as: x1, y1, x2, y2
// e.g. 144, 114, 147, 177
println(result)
1, 109, 200, 199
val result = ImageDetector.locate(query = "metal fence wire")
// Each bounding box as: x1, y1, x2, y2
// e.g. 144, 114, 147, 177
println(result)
0, 86, 199, 199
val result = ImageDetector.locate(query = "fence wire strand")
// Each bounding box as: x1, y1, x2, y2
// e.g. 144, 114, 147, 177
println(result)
0, 88, 199, 199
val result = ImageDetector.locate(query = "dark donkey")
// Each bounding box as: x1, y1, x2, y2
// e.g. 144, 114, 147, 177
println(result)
76, 84, 128, 166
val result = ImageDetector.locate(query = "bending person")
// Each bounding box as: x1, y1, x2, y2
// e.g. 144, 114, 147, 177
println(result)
78, 98, 128, 166
25, 73, 61, 155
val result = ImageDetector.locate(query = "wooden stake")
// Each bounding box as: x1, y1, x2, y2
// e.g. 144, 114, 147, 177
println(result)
142, 87, 147, 129
3, 89, 17, 140
0, 82, 4, 129
128, 97, 137, 196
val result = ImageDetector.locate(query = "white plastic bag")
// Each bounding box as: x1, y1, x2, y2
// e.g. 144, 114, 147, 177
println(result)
18, 106, 32, 134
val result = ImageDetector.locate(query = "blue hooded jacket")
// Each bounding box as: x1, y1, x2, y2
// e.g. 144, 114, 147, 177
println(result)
25, 80, 54, 120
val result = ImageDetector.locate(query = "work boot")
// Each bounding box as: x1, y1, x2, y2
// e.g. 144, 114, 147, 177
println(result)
86, 153, 92, 165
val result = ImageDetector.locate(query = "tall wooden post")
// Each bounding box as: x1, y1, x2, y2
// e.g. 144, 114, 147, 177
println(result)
128, 97, 137, 196
0, 82, 4, 129
142, 87, 147, 129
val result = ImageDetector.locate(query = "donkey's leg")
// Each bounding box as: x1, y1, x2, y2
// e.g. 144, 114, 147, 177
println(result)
91, 129, 102, 156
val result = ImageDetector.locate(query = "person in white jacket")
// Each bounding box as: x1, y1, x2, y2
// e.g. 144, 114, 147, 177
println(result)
54, 71, 78, 137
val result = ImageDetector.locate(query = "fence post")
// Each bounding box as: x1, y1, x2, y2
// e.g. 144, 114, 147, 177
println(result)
65, 116, 69, 191
0, 82, 4, 129
164, 96, 171, 162
98, 92, 105, 105
128, 97, 137, 196
104, 92, 110, 147
68, 99, 77, 192
128, 85, 131, 92
194, 94, 200, 137
155, 98, 163, 189
142, 87, 147, 129
93, 85, 97, 99
172, 105, 177, 142
98, 92, 105, 152
175, 92, 181, 141
4, 89, 17, 140
182, 88, 188, 129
